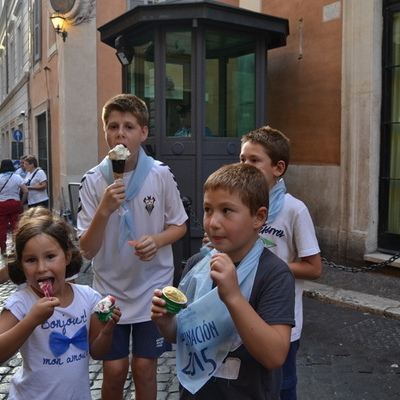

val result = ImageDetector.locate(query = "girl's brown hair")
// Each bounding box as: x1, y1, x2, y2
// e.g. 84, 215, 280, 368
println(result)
8, 212, 82, 285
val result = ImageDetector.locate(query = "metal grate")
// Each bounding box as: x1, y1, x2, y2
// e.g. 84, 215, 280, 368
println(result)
68, 182, 81, 227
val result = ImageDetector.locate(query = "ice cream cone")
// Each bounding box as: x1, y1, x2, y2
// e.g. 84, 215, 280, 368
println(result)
113, 172, 124, 180
108, 145, 130, 181
111, 159, 125, 181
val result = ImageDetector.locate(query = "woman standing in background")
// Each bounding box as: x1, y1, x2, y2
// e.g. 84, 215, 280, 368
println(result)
0, 159, 28, 255
23, 155, 49, 208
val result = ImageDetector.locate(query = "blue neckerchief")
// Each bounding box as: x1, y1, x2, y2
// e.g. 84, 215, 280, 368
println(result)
266, 178, 286, 224
176, 239, 264, 394
49, 325, 88, 357
99, 146, 154, 247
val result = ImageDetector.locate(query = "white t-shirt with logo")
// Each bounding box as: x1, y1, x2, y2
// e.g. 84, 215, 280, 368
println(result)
77, 160, 188, 324
259, 193, 320, 341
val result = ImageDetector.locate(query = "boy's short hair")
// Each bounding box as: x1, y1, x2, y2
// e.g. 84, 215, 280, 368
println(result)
102, 94, 149, 128
204, 163, 269, 215
241, 126, 290, 175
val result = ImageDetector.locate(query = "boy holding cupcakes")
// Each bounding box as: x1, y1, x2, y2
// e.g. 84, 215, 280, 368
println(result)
151, 163, 295, 399
78, 94, 188, 400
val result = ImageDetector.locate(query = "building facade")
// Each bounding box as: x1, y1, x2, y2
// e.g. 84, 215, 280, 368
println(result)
0, 0, 30, 168
265, 0, 399, 266
0, 0, 398, 267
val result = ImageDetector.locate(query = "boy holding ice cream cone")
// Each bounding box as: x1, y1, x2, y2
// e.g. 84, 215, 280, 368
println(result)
78, 94, 187, 400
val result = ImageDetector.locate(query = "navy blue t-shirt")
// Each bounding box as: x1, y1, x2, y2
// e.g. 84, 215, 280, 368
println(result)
179, 248, 295, 400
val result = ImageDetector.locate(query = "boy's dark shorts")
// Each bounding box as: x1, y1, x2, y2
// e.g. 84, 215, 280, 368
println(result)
103, 321, 172, 360
281, 339, 300, 395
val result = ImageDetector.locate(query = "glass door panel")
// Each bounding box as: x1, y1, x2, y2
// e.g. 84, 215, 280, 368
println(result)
388, 123, 400, 234
165, 30, 192, 137
127, 39, 155, 136
388, 18, 400, 235
380, 6, 400, 250
205, 29, 256, 138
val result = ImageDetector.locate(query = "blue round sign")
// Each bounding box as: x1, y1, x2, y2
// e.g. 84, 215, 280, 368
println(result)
13, 161, 21, 168
13, 129, 23, 141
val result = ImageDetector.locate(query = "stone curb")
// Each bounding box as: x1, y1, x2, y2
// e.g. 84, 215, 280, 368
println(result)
304, 281, 400, 321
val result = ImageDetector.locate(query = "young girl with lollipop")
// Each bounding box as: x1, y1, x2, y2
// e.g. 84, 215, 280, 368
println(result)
0, 212, 121, 399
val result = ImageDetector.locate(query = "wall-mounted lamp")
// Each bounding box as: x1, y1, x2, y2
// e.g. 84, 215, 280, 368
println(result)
50, 13, 68, 42
115, 35, 134, 66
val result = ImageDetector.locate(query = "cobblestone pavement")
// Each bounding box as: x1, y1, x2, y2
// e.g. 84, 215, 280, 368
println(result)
1, 256, 400, 399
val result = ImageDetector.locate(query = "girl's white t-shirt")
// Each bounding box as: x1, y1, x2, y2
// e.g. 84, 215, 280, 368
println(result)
5, 284, 101, 400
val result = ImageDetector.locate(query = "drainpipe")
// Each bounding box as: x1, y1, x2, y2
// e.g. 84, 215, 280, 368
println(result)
5, 3, 9, 94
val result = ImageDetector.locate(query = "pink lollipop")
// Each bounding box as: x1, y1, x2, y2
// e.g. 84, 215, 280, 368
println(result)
39, 280, 52, 297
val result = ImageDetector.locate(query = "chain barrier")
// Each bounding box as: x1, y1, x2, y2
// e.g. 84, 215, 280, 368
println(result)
182, 196, 204, 232
182, 197, 400, 273
189, 207, 204, 232
322, 252, 400, 273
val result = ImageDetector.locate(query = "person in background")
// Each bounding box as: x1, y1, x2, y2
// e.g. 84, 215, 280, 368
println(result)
23, 155, 49, 208
174, 105, 213, 137
240, 126, 322, 400
0, 159, 28, 256
15, 156, 28, 179
78, 94, 187, 400
151, 163, 295, 399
